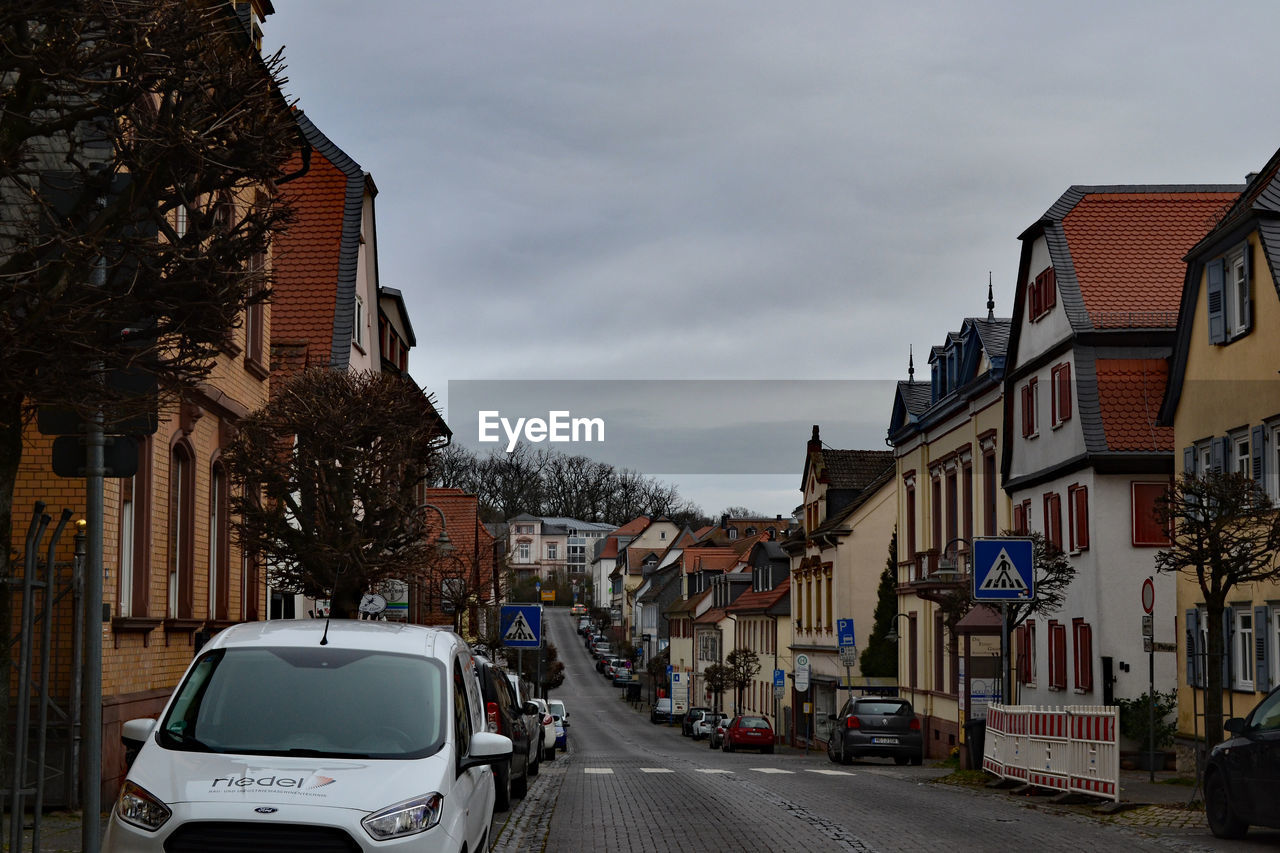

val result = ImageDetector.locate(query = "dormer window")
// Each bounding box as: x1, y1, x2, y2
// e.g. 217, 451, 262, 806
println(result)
1207, 243, 1252, 344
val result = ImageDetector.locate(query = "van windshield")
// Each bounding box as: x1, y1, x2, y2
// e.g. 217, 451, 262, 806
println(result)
158, 647, 447, 759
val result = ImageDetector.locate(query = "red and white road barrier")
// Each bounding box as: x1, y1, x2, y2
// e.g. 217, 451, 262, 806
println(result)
981, 704, 1118, 802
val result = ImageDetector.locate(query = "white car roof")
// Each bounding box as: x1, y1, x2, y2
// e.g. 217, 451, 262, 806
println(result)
204, 619, 461, 659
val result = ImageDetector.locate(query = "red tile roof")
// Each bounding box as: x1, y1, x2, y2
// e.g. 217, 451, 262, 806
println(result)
272, 148, 350, 383
684, 549, 738, 575
726, 577, 790, 614
1094, 359, 1174, 451
1061, 191, 1237, 328
695, 607, 726, 625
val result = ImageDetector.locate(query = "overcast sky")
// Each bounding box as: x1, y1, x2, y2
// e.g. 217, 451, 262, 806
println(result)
264, 1, 1280, 518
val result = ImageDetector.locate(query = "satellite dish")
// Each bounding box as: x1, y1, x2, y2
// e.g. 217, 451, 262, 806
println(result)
359, 593, 387, 615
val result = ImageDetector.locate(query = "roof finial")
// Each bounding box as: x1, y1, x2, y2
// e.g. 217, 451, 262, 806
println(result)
908, 345, 915, 382
987, 272, 995, 320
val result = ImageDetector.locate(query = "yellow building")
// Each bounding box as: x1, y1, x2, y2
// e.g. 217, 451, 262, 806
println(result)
1160, 158, 1280, 744
785, 427, 895, 748
887, 299, 1012, 761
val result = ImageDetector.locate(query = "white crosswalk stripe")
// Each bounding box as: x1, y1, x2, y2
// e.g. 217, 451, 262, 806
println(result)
806, 769, 854, 776
583, 768, 614, 775
694, 769, 733, 774
749, 768, 793, 774
639, 768, 674, 774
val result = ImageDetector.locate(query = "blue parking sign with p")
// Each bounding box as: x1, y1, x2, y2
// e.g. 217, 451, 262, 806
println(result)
837, 618, 856, 647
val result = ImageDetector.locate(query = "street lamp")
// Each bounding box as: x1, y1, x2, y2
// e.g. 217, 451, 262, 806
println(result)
419, 502, 455, 556
884, 612, 913, 643
934, 536, 968, 583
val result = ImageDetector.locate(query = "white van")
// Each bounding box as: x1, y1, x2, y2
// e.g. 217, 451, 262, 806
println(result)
103, 620, 511, 852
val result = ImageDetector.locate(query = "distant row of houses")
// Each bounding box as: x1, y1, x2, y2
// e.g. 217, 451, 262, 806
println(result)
534, 150, 1280, 763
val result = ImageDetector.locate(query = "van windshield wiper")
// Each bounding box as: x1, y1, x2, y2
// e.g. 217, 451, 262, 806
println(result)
278, 747, 374, 758
165, 730, 214, 752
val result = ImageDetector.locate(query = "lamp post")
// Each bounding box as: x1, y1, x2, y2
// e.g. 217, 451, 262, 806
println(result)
419, 503, 455, 624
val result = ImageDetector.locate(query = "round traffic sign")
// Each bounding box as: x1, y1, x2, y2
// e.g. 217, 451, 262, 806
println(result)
1141, 577, 1155, 614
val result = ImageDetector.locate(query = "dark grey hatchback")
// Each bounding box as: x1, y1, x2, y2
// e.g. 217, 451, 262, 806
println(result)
826, 697, 923, 765
1204, 684, 1280, 839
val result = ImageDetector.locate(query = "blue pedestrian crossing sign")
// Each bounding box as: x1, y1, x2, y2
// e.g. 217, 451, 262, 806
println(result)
500, 604, 542, 648
972, 537, 1034, 601
837, 618, 856, 648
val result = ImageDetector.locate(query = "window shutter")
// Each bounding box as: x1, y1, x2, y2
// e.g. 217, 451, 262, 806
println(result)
1020, 384, 1031, 437
1074, 486, 1089, 550
1017, 625, 1030, 683
1211, 436, 1227, 473
1206, 258, 1226, 344
1185, 608, 1199, 686
1044, 268, 1056, 310
1242, 242, 1253, 334
1252, 424, 1266, 482
1223, 607, 1233, 684
1183, 446, 1195, 475
1059, 363, 1071, 421
1256, 605, 1271, 693
1076, 621, 1093, 691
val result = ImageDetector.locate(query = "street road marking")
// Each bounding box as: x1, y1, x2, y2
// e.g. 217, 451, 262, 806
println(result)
694, 769, 733, 774
639, 768, 674, 774
583, 768, 614, 775
750, 768, 793, 774
807, 769, 854, 776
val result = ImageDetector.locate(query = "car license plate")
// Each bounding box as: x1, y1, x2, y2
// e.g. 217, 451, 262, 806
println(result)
871, 736, 898, 744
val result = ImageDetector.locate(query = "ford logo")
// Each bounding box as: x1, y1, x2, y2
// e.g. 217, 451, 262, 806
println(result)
254, 807, 278, 814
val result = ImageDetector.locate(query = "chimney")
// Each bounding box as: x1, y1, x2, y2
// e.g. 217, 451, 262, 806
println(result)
807, 424, 821, 455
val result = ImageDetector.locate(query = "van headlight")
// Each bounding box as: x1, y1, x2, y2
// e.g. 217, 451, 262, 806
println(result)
362, 793, 444, 840
115, 781, 172, 831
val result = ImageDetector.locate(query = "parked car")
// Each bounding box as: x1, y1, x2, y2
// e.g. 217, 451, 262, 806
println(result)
826, 696, 923, 766
505, 672, 542, 778
106, 620, 510, 853
692, 711, 726, 740
548, 700, 569, 750
1204, 684, 1280, 839
612, 669, 636, 687
708, 716, 730, 750
722, 715, 775, 753
604, 658, 629, 678
683, 706, 712, 737
592, 642, 613, 660
578, 618, 592, 635
530, 697, 557, 762
571, 603, 587, 616
474, 654, 535, 810
651, 698, 677, 724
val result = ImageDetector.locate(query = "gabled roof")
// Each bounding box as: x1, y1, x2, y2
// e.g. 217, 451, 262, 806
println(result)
1163, 152, 1280, 422
684, 548, 738, 575
820, 449, 895, 491
807, 464, 895, 539
1016, 185, 1241, 333
694, 607, 727, 626
274, 111, 370, 375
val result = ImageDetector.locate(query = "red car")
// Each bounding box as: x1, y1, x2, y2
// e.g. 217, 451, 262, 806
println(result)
721, 715, 775, 753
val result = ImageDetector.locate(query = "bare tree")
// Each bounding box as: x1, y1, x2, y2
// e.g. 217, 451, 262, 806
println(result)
223, 369, 444, 618
0, 0, 297, 777
726, 648, 761, 714
703, 663, 730, 714
1154, 471, 1280, 744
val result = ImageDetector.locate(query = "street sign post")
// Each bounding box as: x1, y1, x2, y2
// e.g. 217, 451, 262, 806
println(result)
972, 537, 1034, 716
836, 618, 857, 697
499, 604, 542, 649
773, 668, 785, 698
795, 653, 810, 693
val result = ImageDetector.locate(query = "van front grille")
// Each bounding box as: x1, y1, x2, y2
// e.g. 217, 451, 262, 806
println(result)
163, 821, 361, 853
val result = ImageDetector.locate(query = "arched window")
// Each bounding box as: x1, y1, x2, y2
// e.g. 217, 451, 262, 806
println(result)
168, 440, 196, 619
118, 437, 153, 617
209, 459, 230, 620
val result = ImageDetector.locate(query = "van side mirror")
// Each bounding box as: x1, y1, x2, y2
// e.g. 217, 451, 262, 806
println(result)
827, 714, 838, 721
523, 702, 539, 716
1225, 717, 1246, 735
461, 731, 512, 773
121, 717, 156, 751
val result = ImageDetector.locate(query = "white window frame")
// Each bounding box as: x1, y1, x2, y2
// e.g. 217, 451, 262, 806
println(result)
1226, 247, 1248, 338
1272, 607, 1280, 688
517, 542, 530, 563
1232, 432, 1251, 477
1198, 444, 1212, 475
546, 542, 558, 561
1234, 608, 1254, 691
352, 293, 366, 349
